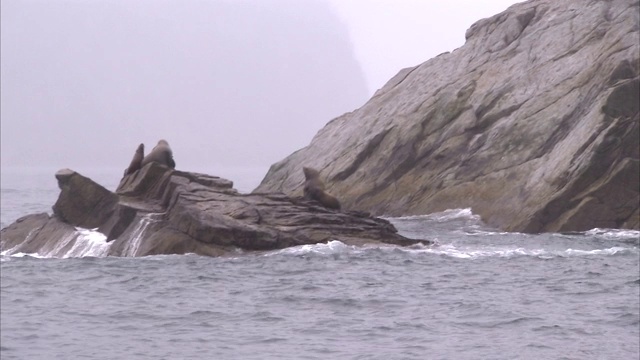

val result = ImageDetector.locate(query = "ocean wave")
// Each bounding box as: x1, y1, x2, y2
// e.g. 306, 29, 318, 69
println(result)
398, 244, 545, 259
66, 228, 111, 258
584, 228, 640, 240
465, 230, 528, 237
563, 247, 632, 256
1, 252, 47, 259
387, 211, 640, 243
262, 240, 638, 260
4, 228, 636, 262
1, 227, 111, 259
265, 240, 356, 256
397, 243, 638, 259
388, 208, 482, 223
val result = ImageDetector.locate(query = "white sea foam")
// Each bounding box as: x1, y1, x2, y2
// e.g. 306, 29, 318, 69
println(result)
2, 252, 47, 259
465, 230, 527, 237
389, 208, 481, 223
120, 213, 164, 257
38, 231, 77, 258
394, 243, 637, 259
1, 244, 20, 257
396, 244, 541, 259
564, 247, 631, 256
264, 237, 638, 260
1, 228, 43, 257
2, 228, 112, 259
427, 208, 481, 222
64, 228, 111, 258
584, 228, 640, 240
267, 240, 353, 256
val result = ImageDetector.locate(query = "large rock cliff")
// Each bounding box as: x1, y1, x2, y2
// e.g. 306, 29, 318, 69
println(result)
255, 0, 640, 233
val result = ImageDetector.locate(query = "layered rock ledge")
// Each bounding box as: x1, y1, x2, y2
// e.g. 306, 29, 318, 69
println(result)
255, 0, 640, 233
0, 164, 429, 257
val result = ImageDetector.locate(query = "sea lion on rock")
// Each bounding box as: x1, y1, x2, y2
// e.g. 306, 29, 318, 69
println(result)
141, 139, 176, 169
303, 167, 341, 210
123, 143, 144, 176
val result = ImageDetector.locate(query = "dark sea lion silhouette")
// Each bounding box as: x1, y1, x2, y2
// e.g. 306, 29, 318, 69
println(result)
123, 143, 144, 176
303, 167, 341, 210
141, 139, 175, 169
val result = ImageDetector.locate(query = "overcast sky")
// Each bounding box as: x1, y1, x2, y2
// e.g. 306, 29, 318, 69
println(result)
1, 0, 522, 191
329, 0, 522, 94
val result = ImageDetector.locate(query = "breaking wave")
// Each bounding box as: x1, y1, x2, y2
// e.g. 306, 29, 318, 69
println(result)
266, 240, 355, 256
584, 228, 640, 242
396, 243, 637, 259
1, 227, 111, 260
388, 208, 483, 224
261, 240, 637, 260
2, 208, 637, 261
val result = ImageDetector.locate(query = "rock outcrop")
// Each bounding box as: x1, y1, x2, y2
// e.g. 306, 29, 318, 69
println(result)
0, 164, 429, 257
255, 0, 640, 233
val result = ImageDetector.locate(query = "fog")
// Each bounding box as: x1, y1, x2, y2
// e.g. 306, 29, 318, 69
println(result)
1, 0, 368, 188
1, 0, 519, 190
328, 0, 521, 93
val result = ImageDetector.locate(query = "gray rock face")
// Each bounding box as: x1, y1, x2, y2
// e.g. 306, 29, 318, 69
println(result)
255, 0, 640, 233
0, 164, 428, 257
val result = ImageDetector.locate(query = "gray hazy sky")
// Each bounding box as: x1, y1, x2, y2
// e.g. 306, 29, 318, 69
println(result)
1, 0, 521, 191
329, 0, 521, 94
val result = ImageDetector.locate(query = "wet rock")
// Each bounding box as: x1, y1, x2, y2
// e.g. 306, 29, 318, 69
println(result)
54, 169, 118, 229
255, 0, 640, 233
0, 163, 429, 257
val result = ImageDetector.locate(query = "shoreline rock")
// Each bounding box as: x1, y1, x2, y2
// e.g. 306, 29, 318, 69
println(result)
0, 164, 430, 257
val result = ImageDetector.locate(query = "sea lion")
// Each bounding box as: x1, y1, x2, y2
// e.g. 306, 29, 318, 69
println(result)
303, 167, 341, 210
141, 139, 176, 169
123, 143, 144, 176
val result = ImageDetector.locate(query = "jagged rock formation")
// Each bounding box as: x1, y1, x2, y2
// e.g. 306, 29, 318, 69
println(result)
0, 164, 428, 257
255, 0, 640, 233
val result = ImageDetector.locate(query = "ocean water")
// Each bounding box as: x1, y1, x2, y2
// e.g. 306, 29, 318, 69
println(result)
1, 169, 639, 360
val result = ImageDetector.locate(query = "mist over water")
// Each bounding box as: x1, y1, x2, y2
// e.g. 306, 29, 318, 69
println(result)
1, 0, 368, 181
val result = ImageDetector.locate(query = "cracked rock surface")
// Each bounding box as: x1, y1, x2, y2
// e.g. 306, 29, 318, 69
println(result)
0, 164, 428, 257
255, 0, 639, 233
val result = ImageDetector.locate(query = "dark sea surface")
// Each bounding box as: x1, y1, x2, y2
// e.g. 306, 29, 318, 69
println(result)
1, 169, 639, 360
